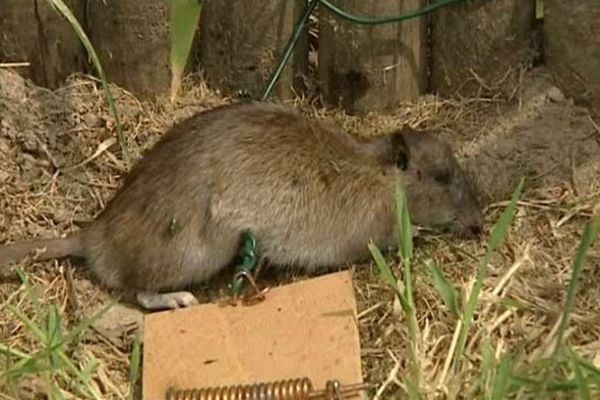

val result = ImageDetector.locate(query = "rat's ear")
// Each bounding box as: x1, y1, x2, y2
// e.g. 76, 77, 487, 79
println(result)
390, 124, 413, 170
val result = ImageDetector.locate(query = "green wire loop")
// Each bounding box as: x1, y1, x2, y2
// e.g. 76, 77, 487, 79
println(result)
230, 231, 260, 297
259, 0, 471, 101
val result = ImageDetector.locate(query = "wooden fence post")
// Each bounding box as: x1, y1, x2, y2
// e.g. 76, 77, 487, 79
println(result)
0, 0, 85, 89
87, 0, 172, 100
199, 0, 308, 100
430, 0, 535, 97
545, 1, 600, 118
318, 0, 426, 114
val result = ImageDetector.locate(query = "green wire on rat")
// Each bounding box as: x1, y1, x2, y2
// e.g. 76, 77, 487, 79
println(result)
229, 231, 260, 298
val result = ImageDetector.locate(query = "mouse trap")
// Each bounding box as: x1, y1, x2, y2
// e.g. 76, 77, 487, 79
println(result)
165, 377, 370, 400
142, 271, 365, 400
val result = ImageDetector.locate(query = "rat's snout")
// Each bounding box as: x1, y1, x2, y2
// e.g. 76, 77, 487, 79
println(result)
454, 176, 485, 239
455, 219, 483, 239
457, 208, 484, 239
466, 221, 483, 237
453, 189, 484, 239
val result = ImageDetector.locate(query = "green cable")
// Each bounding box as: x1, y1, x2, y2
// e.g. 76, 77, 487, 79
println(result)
259, 0, 319, 101
259, 0, 471, 101
319, 0, 469, 26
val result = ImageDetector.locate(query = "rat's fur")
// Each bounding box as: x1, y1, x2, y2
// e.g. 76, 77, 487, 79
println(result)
0, 102, 483, 309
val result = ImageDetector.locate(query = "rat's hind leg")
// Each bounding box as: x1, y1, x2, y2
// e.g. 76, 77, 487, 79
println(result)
135, 291, 199, 310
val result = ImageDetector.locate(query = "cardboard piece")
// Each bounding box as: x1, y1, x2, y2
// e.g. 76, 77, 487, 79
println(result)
142, 271, 363, 399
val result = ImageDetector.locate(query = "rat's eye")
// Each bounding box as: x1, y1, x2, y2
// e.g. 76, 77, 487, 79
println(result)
432, 169, 451, 185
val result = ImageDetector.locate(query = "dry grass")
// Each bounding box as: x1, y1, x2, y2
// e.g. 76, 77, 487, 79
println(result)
355, 186, 600, 398
1, 67, 600, 399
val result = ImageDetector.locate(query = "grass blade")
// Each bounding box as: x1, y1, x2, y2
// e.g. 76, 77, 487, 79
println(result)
6, 281, 114, 400
571, 352, 600, 379
128, 337, 142, 400
369, 181, 422, 391
426, 259, 460, 317
8, 303, 103, 399
80, 355, 100, 383
404, 378, 422, 400
0, 345, 30, 360
553, 202, 600, 353
454, 178, 525, 365
171, 0, 203, 101
491, 353, 512, 400
571, 353, 591, 400
368, 241, 406, 307
64, 301, 116, 343
49, 381, 66, 400
7, 305, 48, 344
47, 306, 64, 368
45, 0, 131, 167
480, 338, 494, 396
395, 182, 413, 262
15, 268, 43, 322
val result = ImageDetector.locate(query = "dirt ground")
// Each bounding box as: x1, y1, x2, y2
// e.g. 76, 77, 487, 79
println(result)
1, 66, 599, 399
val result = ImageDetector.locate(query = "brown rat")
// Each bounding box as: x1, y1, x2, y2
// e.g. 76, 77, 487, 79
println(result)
0, 101, 483, 310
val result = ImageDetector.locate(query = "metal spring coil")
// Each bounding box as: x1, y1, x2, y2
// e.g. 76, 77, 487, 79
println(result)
166, 377, 314, 400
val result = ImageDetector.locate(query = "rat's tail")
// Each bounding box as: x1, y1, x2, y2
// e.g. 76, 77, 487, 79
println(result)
0, 233, 85, 268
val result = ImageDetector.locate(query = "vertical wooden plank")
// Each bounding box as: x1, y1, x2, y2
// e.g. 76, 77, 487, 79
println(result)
430, 0, 535, 97
199, 0, 307, 100
318, 0, 426, 114
545, 1, 600, 118
87, 0, 172, 100
0, 0, 85, 89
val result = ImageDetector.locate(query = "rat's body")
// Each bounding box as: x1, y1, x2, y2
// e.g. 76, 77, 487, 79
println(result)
0, 102, 483, 309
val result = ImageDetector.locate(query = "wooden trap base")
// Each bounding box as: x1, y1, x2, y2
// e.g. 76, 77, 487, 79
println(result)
142, 271, 364, 399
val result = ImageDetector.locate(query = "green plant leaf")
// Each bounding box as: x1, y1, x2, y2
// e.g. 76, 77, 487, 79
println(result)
170, 0, 203, 101
368, 241, 395, 287
45, 0, 131, 167
64, 301, 116, 344
426, 259, 460, 317
15, 268, 43, 322
571, 351, 600, 379
535, 0, 544, 19
8, 305, 48, 343
454, 178, 525, 366
395, 182, 413, 263
48, 381, 66, 400
7, 293, 112, 400
554, 202, 600, 354
479, 338, 494, 397
404, 377, 422, 399
368, 241, 406, 304
368, 241, 416, 321
571, 354, 591, 400
128, 336, 142, 400
491, 352, 512, 400
47, 305, 65, 368
80, 355, 100, 383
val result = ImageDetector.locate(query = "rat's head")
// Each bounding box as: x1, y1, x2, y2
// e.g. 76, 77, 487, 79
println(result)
387, 126, 484, 238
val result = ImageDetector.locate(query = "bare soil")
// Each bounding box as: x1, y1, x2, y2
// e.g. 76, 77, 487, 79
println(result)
1, 67, 599, 399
